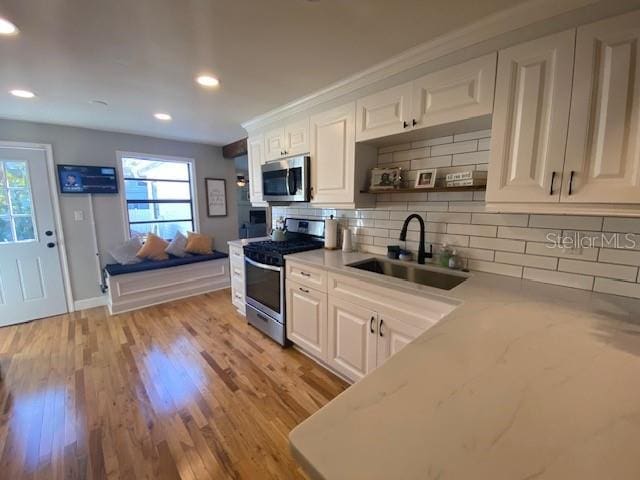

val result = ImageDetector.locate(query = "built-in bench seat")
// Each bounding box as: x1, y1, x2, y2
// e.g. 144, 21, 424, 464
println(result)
104, 251, 230, 314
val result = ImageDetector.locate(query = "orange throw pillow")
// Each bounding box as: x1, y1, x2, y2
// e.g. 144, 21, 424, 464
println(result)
185, 232, 213, 255
136, 233, 170, 261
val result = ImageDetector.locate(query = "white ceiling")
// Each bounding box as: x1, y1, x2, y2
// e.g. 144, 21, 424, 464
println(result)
0, 0, 529, 146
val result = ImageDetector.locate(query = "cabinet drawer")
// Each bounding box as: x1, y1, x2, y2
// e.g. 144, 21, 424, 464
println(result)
229, 245, 244, 262
328, 272, 458, 330
286, 261, 327, 292
230, 261, 244, 281
231, 276, 245, 303
286, 279, 328, 361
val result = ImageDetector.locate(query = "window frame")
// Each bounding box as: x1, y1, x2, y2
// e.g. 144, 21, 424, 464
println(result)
116, 151, 199, 240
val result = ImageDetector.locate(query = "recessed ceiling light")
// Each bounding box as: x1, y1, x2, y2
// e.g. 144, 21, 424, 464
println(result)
196, 75, 220, 88
154, 112, 172, 121
10, 89, 36, 98
0, 17, 19, 36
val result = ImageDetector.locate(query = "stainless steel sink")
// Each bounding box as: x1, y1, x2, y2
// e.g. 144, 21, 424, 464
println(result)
346, 258, 469, 290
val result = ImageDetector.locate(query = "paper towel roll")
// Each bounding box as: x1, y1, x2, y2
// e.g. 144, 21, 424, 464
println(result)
325, 215, 338, 249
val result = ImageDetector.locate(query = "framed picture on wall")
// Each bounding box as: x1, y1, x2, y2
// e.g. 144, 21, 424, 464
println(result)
205, 178, 227, 217
414, 168, 437, 189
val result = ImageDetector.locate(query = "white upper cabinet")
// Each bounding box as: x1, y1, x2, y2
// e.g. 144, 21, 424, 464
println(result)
412, 53, 497, 129
265, 127, 286, 161
355, 82, 413, 141
309, 102, 357, 204
247, 134, 266, 205
487, 30, 575, 203
284, 118, 310, 156
563, 11, 640, 204
265, 118, 310, 161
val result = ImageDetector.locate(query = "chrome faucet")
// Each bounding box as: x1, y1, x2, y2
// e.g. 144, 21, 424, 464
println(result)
399, 214, 432, 264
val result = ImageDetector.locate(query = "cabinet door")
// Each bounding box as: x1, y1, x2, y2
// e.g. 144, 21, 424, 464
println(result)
412, 53, 496, 129
327, 297, 377, 382
247, 135, 266, 205
376, 314, 423, 367
309, 102, 356, 204
486, 30, 575, 203
563, 11, 640, 204
265, 127, 286, 161
355, 82, 413, 141
284, 118, 310, 156
286, 280, 327, 361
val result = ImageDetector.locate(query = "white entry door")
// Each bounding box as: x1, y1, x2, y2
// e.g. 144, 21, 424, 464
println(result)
0, 146, 67, 326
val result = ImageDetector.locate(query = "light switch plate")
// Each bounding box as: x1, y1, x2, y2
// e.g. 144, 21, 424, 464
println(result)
74, 210, 84, 221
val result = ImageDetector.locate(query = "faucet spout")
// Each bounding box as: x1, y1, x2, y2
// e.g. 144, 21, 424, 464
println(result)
399, 214, 432, 264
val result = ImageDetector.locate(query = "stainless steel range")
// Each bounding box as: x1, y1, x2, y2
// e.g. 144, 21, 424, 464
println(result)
243, 218, 325, 346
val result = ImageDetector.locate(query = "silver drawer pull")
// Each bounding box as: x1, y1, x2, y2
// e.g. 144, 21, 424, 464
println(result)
300, 271, 311, 277
299, 287, 310, 293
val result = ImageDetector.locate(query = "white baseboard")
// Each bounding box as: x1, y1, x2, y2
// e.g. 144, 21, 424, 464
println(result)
74, 295, 108, 311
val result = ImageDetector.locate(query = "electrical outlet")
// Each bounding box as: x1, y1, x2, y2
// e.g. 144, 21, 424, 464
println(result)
74, 210, 84, 221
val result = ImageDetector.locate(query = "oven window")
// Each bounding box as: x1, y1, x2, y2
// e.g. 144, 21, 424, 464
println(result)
245, 260, 281, 314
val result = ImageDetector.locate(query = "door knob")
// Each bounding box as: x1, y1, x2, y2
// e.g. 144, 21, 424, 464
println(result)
47, 242, 56, 248
45, 230, 53, 236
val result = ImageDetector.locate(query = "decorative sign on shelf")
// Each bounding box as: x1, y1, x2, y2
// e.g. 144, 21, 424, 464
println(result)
205, 178, 227, 217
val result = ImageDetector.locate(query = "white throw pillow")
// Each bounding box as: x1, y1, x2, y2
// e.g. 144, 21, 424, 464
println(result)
165, 231, 188, 257
109, 237, 143, 265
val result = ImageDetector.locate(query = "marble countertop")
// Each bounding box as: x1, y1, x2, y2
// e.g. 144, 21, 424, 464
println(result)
286, 249, 640, 480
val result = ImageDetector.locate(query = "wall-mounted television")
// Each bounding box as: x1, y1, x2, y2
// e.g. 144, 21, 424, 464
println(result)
57, 164, 118, 194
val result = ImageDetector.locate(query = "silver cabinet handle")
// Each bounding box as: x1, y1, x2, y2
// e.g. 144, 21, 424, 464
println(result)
549, 171, 556, 195
299, 287, 310, 293
370, 316, 375, 334
568, 170, 575, 195
300, 271, 311, 277
379, 319, 385, 337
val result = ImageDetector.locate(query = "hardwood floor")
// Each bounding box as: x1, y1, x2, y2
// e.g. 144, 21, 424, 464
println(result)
0, 289, 348, 479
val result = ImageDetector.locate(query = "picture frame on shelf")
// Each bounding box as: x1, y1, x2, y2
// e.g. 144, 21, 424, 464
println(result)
414, 168, 437, 189
369, 167, 402, 191
205, 178, 227, 217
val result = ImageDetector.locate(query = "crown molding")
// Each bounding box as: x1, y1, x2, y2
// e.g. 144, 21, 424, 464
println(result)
241, 0, 597, 133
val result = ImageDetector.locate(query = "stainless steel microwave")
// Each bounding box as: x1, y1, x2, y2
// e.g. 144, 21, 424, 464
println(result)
261, 155, 310, 202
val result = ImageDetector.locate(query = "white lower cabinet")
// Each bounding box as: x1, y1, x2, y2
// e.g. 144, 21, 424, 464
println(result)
286, 261, 456, 383
327, 297, 377, 382
228, 243, 246, 315
286, 279, 328, 362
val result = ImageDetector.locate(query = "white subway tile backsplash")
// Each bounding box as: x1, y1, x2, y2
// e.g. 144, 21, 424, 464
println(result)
272, 132, 640, 299
598, 248, 640, 267
426, 212, 471, 224
447, 224, 497, 237
411, 155, 452, 170
452, 150, 490, 166
594, 278, 640, 299
529, 215, 603, 231
472, 213, 528, 227
412, 135, 453, 148
603, 217, 640, 234
558, 259, 638, 282
498, 226, 560, 243
525, 242, 599, 261
467, 260, 523, 278
431, 140, 478, 156
478, 138, 491, 151
494, 252, 558, 270
453, 129, 491, 142
523, 268, 594, 291
393, 147, 429, 162
469, 236, 525, 253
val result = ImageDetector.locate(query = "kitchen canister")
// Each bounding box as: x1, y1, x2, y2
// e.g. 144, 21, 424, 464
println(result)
325, 215, 338, 249
342, 228, 353, 253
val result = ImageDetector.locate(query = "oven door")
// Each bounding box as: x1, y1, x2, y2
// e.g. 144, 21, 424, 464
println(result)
244, 257, 284, 322
262, 156, 309, 202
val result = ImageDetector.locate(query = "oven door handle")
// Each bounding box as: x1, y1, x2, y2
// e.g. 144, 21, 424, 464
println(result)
245, 256, 283, 272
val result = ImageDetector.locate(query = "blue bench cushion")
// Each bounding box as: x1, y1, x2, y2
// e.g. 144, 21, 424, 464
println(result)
104, 251, 228, 276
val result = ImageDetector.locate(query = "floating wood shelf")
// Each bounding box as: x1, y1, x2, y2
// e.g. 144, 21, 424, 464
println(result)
361, 185, 487, 194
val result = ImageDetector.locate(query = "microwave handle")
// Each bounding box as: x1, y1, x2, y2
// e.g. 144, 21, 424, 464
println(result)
287, 169, 297, 195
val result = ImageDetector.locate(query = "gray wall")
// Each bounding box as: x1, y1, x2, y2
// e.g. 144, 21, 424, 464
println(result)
0, 118, 238, 302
